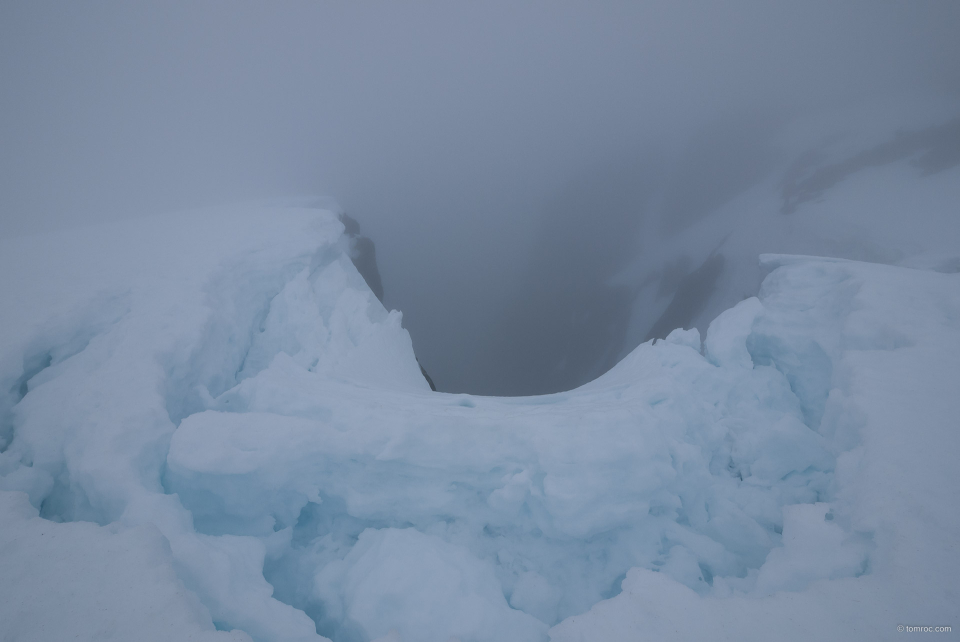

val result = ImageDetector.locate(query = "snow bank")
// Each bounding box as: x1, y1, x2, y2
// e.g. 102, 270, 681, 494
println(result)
1, 206, 957, 641
0, 206, 426, 642
552, 256, 960, 641
0, 491, 250, 642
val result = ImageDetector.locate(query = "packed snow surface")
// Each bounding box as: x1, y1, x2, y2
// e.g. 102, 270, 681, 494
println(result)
1, 207, 957, 641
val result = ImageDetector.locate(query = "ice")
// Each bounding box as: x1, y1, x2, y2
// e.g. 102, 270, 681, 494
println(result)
315, 528, 546, 642
0, 491, 251, 642
702, 296, 763, 369
551, 257, 960, 641
753, 503, 869, 595
662, 326, 701, 351
1, 206, 957, 641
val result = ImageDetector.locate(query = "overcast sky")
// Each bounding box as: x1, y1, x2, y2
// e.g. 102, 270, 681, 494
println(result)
2, 1, 958, 392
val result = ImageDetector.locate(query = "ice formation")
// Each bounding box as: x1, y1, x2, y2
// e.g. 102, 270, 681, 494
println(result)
1, 206, 957, 641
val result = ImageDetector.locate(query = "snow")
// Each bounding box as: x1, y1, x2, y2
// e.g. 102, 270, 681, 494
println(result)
615, 110, 960, 359
1, 206, 958, 641
552, 256, 960, 641
0, 492, 251, 642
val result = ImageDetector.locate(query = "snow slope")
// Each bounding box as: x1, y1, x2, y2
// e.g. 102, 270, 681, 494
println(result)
616, 112, 960, 358
554, 256, 960, 641
1, 207, 957, 641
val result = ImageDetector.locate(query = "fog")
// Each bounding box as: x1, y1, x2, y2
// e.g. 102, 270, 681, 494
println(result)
2, 1, 958, 394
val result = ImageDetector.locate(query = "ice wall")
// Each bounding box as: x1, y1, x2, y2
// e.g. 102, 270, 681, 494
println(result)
552, 256, 960, 640
1, 207, 957, 641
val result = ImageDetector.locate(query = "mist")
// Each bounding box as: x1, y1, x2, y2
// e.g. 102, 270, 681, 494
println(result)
2, 1, 958, 395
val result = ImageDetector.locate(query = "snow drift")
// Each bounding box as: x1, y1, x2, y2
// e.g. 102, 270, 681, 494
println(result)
1, 206, 957, 641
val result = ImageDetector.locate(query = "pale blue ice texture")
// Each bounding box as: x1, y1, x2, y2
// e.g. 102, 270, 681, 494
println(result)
1, 207, 957, 642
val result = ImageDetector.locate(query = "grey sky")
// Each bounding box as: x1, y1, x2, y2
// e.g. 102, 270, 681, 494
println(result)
2, 1, 958, 393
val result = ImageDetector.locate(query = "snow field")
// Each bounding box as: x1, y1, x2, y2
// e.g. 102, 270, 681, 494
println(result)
1, 207, 957, 641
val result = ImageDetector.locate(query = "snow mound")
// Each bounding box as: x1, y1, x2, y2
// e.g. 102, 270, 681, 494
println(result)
1, 207, 957, 641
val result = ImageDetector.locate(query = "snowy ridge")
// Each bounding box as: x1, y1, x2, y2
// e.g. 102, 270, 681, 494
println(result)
1, 208, 957, 641
553, 256, 960, 640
